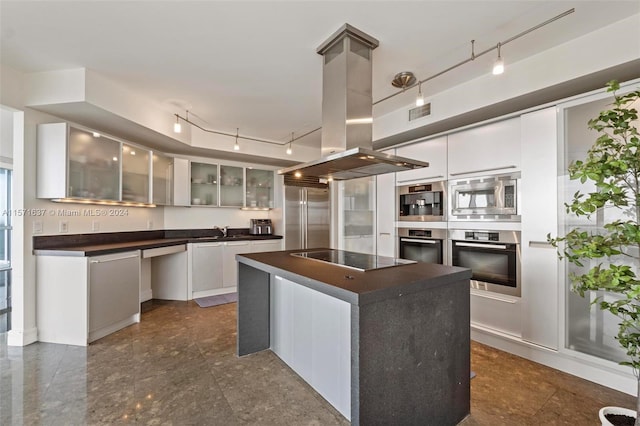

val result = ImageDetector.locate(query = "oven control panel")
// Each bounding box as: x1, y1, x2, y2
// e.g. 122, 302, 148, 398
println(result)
464, 231, 499, 241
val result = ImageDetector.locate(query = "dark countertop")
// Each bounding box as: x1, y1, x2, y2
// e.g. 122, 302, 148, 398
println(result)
236, 249, 471, 306
33, 229, 282, 257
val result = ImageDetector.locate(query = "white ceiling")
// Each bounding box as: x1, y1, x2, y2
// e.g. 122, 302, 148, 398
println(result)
1, 1, 638, 157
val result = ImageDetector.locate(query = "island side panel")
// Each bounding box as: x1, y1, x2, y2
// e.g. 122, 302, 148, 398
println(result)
237, 263, 270, 356
353, 278, 470, 426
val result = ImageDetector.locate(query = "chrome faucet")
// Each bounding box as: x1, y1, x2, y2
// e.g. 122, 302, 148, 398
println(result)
222, 226, 228, 237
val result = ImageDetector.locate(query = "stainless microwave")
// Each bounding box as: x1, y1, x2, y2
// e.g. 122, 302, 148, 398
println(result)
449, 172, 520, 220
397, 181, 446, 222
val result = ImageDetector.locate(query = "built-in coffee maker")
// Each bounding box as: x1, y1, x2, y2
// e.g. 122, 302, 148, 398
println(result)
250, 219, 273, 235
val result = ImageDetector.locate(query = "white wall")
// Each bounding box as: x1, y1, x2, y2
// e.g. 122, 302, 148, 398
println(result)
373, 14, 640, 141
1, 108, 14, 165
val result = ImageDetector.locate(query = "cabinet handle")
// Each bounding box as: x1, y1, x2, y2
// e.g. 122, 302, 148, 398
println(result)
397, 175, 444, 184
400, 238, 437, 244
449, 165, 517, 176
379, 232, 391, 236
455, 242, 507, 250
529, 240, 553, 248
90, 254, 139, 264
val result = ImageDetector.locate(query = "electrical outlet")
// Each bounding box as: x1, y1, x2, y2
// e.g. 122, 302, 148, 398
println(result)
33, 220, 43, 234
147, 220, 153, 230
59, 221, 69, 233
92, 221, 100, 232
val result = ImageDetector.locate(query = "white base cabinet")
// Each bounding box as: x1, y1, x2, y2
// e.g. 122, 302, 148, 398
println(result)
37, 251, 141, 346
190, 242, 224, 298
270, 276, 351, 420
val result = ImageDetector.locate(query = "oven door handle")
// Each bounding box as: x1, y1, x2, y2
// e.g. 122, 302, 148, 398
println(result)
455, 242, 507, 250
400, 238, 438, 244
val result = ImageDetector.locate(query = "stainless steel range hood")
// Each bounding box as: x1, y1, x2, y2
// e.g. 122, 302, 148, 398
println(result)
278, 24, 428, 181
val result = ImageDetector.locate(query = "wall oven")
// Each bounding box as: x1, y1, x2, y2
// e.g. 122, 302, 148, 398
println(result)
398, 228, 446, 264
449, 230, 521, 297
397, 181, 446, 222
449, 173, 520, 220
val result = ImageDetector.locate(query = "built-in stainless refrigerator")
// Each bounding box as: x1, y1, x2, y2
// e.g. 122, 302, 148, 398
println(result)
284, 186, 330, 250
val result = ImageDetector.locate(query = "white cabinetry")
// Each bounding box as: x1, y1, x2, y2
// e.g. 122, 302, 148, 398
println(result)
223, 241, 252, 288
447, 117, 521, 178
250, 239, 283, 253
396, 136, 447, 184
173, 158, 191, 206
270, 276, 351, 420
520, 107, 559, 350
36, 251, 141, 346
376, 170, 396, 257
191, 242, 224, 298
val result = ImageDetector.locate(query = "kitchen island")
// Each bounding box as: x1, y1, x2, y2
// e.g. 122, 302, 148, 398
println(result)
236, 249, 472, 426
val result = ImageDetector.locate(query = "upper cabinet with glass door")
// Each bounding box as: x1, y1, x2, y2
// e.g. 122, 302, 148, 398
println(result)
219, 165, 243, 207
37, 123, 122, 201
246, 168, 274, 208
122, 144, 150, 203
152, 153, 174, 205
190, 162, 218, 206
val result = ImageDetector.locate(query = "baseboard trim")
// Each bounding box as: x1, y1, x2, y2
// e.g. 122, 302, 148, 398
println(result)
471, 325, 636, 396
192, 287, 237, 299
7, 327, 38, 346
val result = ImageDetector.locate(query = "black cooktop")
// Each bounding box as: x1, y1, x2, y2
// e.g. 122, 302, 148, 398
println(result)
291, 249, 416, 272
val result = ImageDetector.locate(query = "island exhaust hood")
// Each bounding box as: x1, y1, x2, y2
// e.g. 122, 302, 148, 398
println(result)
278, 24, 428, 181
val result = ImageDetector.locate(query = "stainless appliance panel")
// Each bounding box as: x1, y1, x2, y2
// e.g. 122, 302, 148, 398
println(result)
397, 181, 446, 222
285, 186, 330, 250
398, 228, 446, 264
449, 173, 520, 221
449, 229, 521, 297
306, 188, 330, 249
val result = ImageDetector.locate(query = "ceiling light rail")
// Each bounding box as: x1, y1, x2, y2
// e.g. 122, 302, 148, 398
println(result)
374, 8, 575, 106
173, 112, 321, 149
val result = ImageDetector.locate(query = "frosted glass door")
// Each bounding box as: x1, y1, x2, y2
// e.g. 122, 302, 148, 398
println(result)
246, 168, 274, 208
152, 154, 173, 205
220, 165, 243, 207
122, 144, 150, 203
191, 162, 218, 206
68, 127, 120, 200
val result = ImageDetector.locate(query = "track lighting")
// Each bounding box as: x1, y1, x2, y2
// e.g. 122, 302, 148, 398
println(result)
415, 82, 425, 107
380, 9, 574, 105
173, 115, 181, 133
492, 42, 504, 75
286, 132, 293, 155
234, 128, 240, 151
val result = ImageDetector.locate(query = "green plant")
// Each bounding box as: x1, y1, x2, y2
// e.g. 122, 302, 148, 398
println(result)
548, 81, 640, 425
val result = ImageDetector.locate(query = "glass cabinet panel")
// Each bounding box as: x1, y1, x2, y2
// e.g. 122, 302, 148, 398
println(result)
246, 168, 274, 208
219, 165, 243, 207
152, 154, 173, 205
341, 177, 375, 254
122, 144, 150, 203
68, 127, 120, 200
191, 162, 218, 206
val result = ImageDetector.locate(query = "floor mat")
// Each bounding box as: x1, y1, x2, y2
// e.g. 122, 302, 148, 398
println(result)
194, 293, 237, 308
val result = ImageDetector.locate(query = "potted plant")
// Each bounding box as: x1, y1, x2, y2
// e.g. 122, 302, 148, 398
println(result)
548, 80, 640, 426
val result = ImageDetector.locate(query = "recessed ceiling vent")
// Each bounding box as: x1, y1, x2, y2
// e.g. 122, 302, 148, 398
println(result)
409, 103, 432, 121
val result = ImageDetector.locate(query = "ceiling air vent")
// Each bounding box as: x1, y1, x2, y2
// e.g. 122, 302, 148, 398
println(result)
409, 103, 431, 121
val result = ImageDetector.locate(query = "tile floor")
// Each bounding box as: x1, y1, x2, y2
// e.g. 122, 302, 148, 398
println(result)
0, 299, 635, 425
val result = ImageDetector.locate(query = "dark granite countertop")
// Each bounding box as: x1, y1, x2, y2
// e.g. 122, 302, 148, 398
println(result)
33, 229, 282, 257
236, 249, 471, 306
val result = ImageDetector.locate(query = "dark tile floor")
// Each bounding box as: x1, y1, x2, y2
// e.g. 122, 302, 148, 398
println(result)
0, 300, 635, 425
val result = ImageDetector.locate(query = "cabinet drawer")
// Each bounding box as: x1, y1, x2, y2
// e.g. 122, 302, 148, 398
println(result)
143, 244, 186, 258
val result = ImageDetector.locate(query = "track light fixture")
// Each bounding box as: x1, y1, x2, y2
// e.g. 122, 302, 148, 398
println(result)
492, 42, 504, 75
415, 82, 425, 107
233, 128, 240, 151
286, 132, 293, 155
380, 8, 574, 106
173, 114, 182, 133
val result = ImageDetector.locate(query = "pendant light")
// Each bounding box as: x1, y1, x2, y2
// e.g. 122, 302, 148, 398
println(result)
492, 42, 504, 75
415, 81, 425, 107
286, 132, 293, 155
233, 128, 240, 151
173, 114, 182, 133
